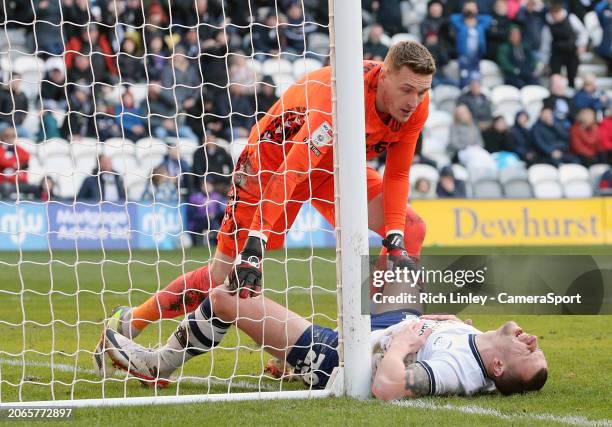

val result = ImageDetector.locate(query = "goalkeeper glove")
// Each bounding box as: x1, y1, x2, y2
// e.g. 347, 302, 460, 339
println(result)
229, 236, 265, 298
382, 233, 417, 271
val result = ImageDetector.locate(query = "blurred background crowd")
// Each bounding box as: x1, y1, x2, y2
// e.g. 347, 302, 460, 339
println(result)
0, 0, 611, 244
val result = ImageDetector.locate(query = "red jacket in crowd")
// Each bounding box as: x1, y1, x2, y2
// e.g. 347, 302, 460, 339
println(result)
0, 144, 30, 184
599, 117, 612, 153
570, 123, 601, 158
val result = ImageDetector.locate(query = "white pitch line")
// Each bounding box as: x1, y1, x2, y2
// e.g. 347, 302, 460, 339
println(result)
393, 400, 611, 427
0, 358, 277, 392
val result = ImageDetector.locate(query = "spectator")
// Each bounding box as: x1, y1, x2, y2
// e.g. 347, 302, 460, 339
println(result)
67, 51, 94, 88
411, 177, 434, 199
157, 142, 191, 197
141, 165, 179, 203
457, 78, 493, 130
256, 75, 278, 114
532, 107, 578, 165
77, 155, 126, 202
143, 2, 170, 49
145, 35, 171, 82
61, 86, 94, 140
115, 91, 147, 141
447, 104, 485, 160
436, 165, 467, 198
179, 28, 201, 59
424, 32, 455, 87
570, 108, 602, 165
0, 75, 31, 139
34, 0, 64, 55
282, 1, 317, 55
595, 0, 612, 72
40, 59, 67, 111
143, 83, 198, 142
95, 99, 122, 141
449, 1, 492, 87
572, 74, 610, 117
486, 0, 512, 61
509, 111, 538, 164
251, 11, 282, 59
544, 74, 572, 128
543, 0, 588, 88
420, 0, 448, 42
160, 46, 201, 137
483, 116, 512, 153
599, 110, 612, 163
38, 175, 58, 202
191, 136, 234, 194
497, 26, 538, 88
118, 36, 146, 84
65, 24, 118, 84
363, 24, 389, 61
187, 180, 226, 246
0, 126, 29, 197
599, 169, 612, 195
515, 0, 546, 54
368, 0, 404, 36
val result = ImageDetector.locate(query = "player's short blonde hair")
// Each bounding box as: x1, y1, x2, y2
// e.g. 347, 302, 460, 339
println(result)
383, 41, 436, 75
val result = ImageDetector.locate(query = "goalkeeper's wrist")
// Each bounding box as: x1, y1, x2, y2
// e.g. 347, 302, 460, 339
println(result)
242, 235, 266, 259
383, 232, 405, 251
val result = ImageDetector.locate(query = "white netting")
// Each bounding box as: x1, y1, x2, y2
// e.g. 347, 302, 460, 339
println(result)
0, 0, 340, 403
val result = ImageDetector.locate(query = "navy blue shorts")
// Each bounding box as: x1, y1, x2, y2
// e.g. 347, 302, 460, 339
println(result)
286, 309, 421, 389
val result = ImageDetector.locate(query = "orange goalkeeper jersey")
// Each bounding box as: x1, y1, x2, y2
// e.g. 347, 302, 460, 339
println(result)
245, 60, 429, 237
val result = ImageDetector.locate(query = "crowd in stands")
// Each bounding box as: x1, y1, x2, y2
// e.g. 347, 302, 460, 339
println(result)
0, 0, 611, 243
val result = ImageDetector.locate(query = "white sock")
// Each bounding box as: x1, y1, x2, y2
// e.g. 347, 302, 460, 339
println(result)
158, 298, 232, 374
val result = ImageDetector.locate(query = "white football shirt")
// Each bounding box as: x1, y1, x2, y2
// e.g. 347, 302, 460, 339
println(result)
371, 315, 496, 396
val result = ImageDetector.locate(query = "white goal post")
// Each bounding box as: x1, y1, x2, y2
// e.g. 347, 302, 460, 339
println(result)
0, 0, 370, 407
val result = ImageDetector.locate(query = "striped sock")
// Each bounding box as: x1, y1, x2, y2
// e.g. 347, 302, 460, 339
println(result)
159, 298, 232, 374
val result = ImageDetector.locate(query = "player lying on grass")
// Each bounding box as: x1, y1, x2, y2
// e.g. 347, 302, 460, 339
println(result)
104, 41, 435, 339
96, 286, 548, 398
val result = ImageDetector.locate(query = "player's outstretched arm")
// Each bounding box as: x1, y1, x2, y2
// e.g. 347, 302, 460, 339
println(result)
372, 321, 432, 401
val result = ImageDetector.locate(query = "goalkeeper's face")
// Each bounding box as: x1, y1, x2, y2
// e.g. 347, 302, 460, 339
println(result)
380, 65, 432, 123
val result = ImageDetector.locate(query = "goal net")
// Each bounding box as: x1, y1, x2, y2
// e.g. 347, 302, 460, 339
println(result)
0, 0, 369, 406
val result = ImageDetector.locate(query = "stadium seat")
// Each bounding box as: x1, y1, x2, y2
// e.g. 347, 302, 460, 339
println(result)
443, 60, 460, 82
589, 163, 611, 188
595, 77, 612, 91
421, 137, 448, 160
390, 33, 419, 45
410, 164, 439, 198
559, 164, 593, 198
451, 163, 472, 197
292, 58, 323, 80
125, 174, 148, 201
127, 84, 149, 106
230, 137, 248, 163
26, 155, 45, 185
135, 137, 168, 170
37, 138, 70, 160
15, 138, 37, 157
528, 164, 563, 199
479, 60, 504, 89
491, 85, 522, 126
13, 56, 44, 99
262, 58, 293, 77
520, 85, 550, 126
165, 137, 199, 162
469, 167, 503, 198
272, 73, 295, 97
499, 167, 533, 198
307, 33, 330, 56
584, 11, 603, 47
103, 137, 132, 157
432, 85, 462, 114
424, 110, 452, 146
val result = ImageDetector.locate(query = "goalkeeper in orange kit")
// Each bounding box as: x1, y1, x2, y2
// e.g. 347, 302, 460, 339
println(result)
101, 41, 436, 340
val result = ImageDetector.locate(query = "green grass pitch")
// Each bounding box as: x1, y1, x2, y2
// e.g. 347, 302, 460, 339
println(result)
0, 246, 610, 426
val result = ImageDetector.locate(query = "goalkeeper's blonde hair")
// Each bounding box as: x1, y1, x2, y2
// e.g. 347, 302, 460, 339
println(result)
383, 41, 436, 75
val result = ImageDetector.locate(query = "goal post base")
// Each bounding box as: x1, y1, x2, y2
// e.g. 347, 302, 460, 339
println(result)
0, 390, 333, 409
